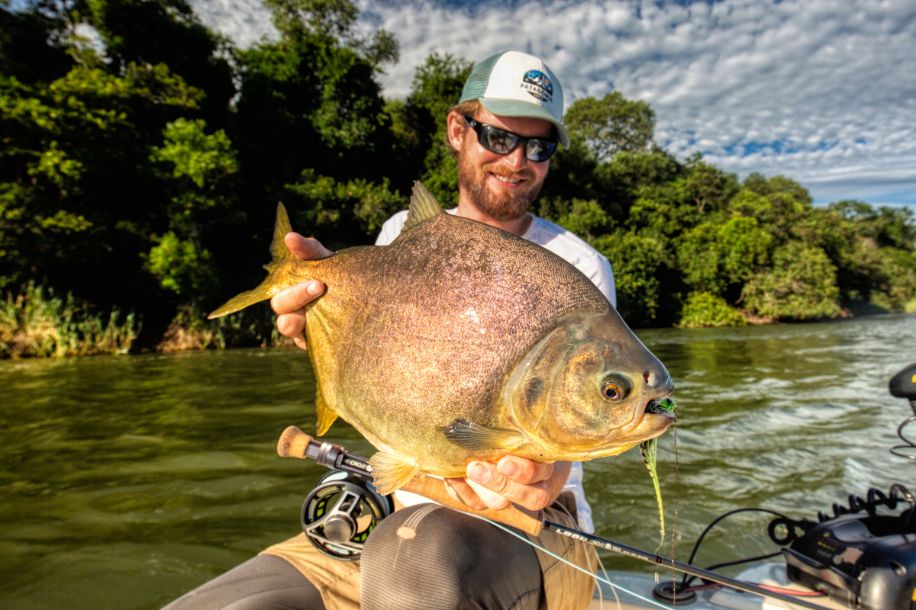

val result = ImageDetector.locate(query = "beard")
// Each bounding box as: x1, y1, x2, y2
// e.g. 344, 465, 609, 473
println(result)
457, 153, 545, 221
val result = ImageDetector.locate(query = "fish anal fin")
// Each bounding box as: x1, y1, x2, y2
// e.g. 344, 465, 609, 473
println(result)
402, 181, 443, 232
369, 452, 420, 495
441, 419, 525, 451
314, 394, 338, 436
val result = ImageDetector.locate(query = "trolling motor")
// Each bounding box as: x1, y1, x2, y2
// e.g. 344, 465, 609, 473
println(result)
772, 363, 916, 609
890, 362, 916, 460
778, 484, 916, 610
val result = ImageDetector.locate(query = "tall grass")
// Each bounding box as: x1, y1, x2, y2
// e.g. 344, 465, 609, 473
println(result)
157, 303, 287, 352
0, 284, 137, 358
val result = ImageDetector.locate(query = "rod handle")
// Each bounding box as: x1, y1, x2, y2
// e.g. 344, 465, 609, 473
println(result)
398, 473, 543, 535
276, 426, 544, 536
276, 425, 314, 458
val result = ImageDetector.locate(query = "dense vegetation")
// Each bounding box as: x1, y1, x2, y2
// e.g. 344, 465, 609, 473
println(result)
2, 0, 914, 357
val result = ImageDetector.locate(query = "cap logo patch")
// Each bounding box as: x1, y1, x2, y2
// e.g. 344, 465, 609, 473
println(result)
521, 70, 553, 103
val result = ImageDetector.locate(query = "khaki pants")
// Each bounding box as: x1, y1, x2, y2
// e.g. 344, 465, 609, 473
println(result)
262, 495, 596, 610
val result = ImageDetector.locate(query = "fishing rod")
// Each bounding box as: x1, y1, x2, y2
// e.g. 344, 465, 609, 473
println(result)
277, 426, 831, 610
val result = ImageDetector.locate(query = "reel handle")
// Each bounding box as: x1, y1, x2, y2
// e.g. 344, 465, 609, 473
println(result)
277, 426, 544, 536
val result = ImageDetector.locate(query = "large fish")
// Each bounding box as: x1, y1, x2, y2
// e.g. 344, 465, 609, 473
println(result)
209, 182, 675, 495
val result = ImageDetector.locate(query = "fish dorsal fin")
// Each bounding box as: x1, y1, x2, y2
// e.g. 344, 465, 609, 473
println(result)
402, 181, 443, 231
369, 451, 420, 495
270, 202, 294, 262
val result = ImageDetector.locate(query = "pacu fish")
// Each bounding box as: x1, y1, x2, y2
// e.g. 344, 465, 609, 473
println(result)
209, 182, 675, 495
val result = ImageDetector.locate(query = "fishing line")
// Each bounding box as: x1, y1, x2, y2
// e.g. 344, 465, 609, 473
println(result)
666, 426, 680, 591
553, 499, 620, 610
472, 513, 677, 610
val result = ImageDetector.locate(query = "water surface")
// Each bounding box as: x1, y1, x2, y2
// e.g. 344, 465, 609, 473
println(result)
1, 314, 914, 608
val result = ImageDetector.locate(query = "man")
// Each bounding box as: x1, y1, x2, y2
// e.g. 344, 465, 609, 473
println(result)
166, 50, 616, 610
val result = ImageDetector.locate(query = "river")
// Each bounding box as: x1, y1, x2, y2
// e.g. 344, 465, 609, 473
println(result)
1, 314, 915, 609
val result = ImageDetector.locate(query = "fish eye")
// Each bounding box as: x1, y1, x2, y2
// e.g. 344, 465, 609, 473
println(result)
600, 376, 630, 401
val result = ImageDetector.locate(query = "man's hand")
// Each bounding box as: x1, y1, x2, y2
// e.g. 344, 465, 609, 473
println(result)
444, 458, 571, 512
270, 232, 333, 350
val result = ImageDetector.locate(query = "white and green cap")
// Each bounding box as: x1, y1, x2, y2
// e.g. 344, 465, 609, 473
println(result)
459, 50, 569, 147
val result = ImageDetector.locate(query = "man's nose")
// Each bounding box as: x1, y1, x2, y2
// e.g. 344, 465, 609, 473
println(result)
504, 143, 528, 170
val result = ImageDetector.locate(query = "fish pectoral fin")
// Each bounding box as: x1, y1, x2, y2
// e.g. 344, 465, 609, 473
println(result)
314, 395, 338, 436
369, 452, 420, 495
441, 419, 526, 451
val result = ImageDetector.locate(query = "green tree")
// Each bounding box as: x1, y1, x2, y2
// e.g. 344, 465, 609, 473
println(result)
400, 53, 472, 204
593, 230, 675, 325
679, 216, 772, 296
679, 292, 746, 328
82, 0, 234, 124
284, 169, 403, 250
148, 117, 238, 300
564, 92, 655, 162
0, 61, 202, 305
741, 243, 842, 320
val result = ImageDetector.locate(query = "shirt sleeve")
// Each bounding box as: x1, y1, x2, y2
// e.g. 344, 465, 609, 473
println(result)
577, 251, 617, 309
375, 210, 408, 246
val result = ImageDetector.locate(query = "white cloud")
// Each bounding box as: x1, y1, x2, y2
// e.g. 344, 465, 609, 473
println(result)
190, 0, 916, 209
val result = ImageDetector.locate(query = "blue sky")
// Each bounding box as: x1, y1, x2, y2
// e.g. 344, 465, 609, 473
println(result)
192, 0, 916, 210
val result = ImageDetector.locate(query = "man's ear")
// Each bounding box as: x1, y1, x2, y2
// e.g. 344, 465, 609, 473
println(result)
446, 112, 465, 151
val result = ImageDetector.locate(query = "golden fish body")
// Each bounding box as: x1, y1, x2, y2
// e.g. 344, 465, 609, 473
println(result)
210, 183, 674, 494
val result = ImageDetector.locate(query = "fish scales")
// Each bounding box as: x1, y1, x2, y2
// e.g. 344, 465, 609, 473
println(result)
308, 213, 609, 469
209, 182, 675, 494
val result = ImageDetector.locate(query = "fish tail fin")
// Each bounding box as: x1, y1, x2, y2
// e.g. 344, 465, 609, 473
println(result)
208, 203, 304, 319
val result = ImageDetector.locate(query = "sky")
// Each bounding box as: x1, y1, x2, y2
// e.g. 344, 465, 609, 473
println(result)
190, 0, 916, 210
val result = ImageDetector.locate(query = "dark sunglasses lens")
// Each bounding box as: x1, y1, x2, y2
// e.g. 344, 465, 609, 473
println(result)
526, 138, 557, 162
475, 120, 557, 162
480, 125, 518, 154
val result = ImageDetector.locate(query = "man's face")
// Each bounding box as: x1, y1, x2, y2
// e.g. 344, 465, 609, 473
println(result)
450, 108, 552, 221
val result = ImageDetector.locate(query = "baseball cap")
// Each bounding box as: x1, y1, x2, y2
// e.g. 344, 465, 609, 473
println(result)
459, 51, 569, 148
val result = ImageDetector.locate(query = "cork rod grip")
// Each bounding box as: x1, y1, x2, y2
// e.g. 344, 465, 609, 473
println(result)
276, 426, 544, 536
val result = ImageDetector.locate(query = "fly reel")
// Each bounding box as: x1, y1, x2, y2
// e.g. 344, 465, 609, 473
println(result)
301, 469, 394, 560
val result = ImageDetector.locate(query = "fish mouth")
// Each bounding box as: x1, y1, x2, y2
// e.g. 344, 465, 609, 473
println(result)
645, 397, 677, 421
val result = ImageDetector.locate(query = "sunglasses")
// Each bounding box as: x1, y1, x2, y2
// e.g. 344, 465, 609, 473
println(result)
462, 115, 558, 163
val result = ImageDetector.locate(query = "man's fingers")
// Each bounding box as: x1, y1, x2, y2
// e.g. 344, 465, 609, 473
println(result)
276, 312, 306, 338
272, 281, 325, 350
466, 461, 552, 511
496, 455, 553, 485
271, 281, 325, 316
444, 477, 488, 511
284, 233, 333, 260
464, 477, 511, 511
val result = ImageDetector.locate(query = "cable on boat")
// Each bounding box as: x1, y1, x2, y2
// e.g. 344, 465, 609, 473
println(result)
889, 363, 916, 459
676, 507, 790, 591
540, 518, 832, 610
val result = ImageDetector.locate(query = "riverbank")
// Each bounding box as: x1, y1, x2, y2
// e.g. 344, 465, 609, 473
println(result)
1, 284, 136, 358
3, 283, 914, 359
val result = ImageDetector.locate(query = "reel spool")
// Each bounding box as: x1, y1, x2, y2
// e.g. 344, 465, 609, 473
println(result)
301, 469, 394, 560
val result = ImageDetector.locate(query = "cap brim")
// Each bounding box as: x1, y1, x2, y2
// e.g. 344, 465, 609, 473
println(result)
479, 98, 570, 148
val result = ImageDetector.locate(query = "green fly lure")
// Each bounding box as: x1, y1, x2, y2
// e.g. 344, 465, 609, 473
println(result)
640, 397, 677, 551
